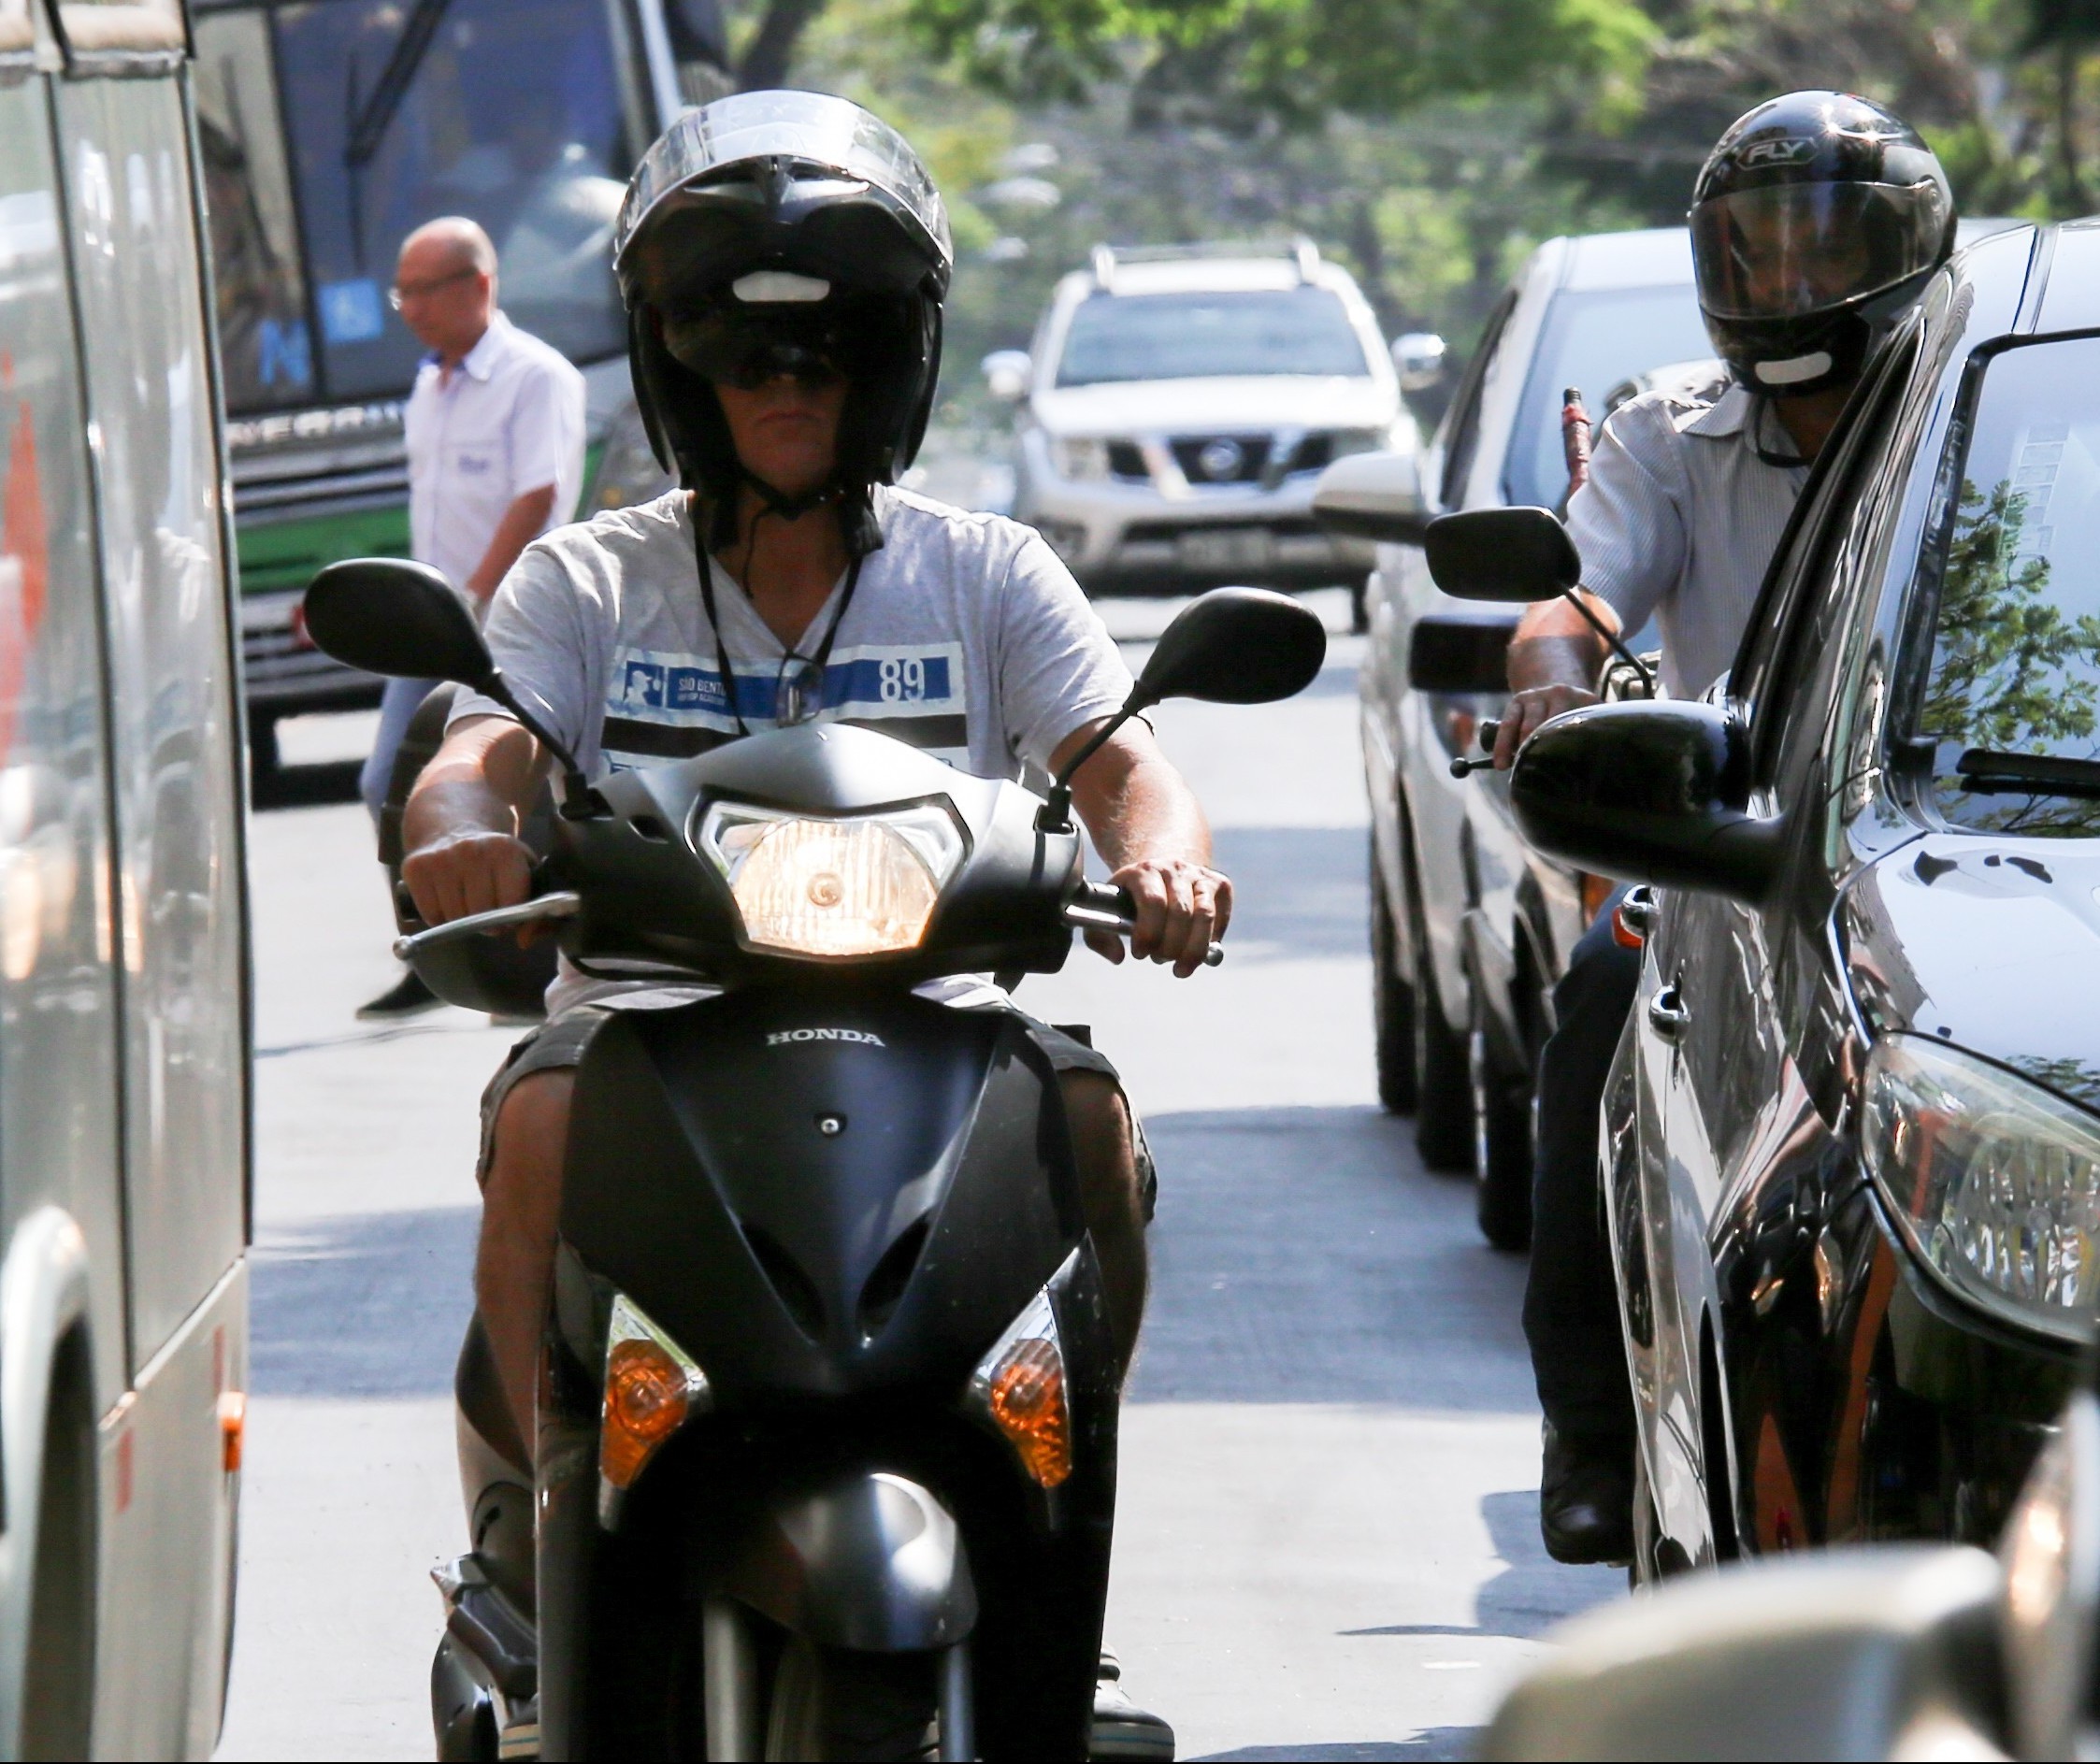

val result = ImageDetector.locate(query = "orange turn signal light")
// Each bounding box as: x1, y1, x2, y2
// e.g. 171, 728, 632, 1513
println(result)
985, 1336, 1072, 1488
601, 1337, 693, 1490
218, 1391, 246, 1473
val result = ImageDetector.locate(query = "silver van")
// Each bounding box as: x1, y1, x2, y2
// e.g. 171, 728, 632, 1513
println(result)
0, 0, 250, 1752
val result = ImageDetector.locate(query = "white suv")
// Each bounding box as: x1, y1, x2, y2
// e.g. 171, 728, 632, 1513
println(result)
987, 242, 1426, 609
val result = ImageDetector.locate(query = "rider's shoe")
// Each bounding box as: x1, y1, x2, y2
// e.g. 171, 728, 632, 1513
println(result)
1539, 1421, 1633, 1565
357, 967, 440, 1020
1091, 1648, 1174, 1760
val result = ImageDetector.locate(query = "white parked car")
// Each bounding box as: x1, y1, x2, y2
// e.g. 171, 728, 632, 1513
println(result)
988, 241, 1432, 621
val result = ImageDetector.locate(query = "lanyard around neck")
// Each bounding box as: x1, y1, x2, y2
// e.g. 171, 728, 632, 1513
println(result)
696, 534, 865, 739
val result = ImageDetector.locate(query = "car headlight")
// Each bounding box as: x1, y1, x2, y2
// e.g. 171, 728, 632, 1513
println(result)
1051, 436, 1110, 481
1863, 1034, 2100, 1342
696, 800, 967, 958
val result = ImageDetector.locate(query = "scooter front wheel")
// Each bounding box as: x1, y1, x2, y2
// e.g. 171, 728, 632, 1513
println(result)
764, 1637, 942, 1761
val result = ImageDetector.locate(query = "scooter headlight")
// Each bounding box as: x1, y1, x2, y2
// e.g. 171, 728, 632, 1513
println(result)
1863, 1034, 2100, 1344
599, 1294, 710, 1520
696, 801, 967, 958
967, 1285, 1072, 1488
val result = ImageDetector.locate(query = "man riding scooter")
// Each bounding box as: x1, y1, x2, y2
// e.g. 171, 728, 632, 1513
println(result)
1489, 91, 1959, 1564
400, 93, 1206, 1755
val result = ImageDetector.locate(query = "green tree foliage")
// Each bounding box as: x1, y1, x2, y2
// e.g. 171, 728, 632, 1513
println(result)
1920, 477, 2100, 834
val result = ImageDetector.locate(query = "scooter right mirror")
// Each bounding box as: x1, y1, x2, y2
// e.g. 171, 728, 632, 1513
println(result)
304, 557, 497, 688
1424, 507, 1580, 603
1133, 586, 1328, 709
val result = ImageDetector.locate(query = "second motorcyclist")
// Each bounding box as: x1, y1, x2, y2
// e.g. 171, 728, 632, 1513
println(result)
399, 93, 1202, 1755
1491, 91, 1958, 1563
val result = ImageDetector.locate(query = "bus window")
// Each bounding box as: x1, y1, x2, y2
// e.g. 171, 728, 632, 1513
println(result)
193, 7, 314, 411
273, 0, 635, 402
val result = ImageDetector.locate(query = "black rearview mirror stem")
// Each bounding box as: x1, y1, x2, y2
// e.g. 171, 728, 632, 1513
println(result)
1038, 696, 1152, 834
482, 674, 603, 818
1563, 589, 1654, 694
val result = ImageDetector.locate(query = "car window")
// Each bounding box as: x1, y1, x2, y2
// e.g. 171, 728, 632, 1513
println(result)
1503, 284, 1711, 510
1052, 287, 1371, 386
1906, 336, 2100, 837
1439, 289, 1517, 509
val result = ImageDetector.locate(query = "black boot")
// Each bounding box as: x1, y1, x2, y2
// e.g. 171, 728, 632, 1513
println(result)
1539, 1422, 1633, 1566
1091, 1648, 1173, 1760
357, 967, 440, 1021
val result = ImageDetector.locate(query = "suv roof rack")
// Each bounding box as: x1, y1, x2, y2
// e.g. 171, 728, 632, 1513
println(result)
1089, 236, 1323, 292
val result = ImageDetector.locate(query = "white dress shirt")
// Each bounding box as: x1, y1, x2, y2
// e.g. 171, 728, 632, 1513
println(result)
1566, 369, 1809, 698
404, 309, 586, 593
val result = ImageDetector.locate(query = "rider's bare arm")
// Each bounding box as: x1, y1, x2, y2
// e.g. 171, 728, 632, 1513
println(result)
1057, 717, 1227, 980
401, 715, 548, 924
1493, 591, 1618, 769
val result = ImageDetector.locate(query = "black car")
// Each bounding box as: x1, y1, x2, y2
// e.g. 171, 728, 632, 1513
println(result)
1489, 218, 2100, 1580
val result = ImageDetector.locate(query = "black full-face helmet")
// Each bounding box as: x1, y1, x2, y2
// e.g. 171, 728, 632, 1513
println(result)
612, 92, 954, 552
1690, 91, 1955, 398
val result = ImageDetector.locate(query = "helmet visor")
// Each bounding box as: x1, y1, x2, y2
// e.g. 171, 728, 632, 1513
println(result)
1691, 180, 1948, 322
660, 302, 852, 390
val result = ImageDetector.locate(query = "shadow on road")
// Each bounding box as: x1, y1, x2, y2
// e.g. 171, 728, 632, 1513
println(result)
1132, 1105, 1530, 1410
1196, 1732, 1472, 1762
251, 1207, 476, 1397
1209, 826, 1368, 960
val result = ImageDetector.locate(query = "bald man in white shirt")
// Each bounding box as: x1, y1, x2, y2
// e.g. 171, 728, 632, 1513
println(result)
358, 217, 586, 1019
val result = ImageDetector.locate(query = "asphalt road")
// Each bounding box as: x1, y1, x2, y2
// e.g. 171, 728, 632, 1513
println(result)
213, 592, 1621, 1762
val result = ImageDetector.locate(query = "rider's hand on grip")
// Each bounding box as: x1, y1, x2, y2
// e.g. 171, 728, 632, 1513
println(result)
401, 828, 538, 929
1492, 684, 1597, 769
1094, 858, 1231, 979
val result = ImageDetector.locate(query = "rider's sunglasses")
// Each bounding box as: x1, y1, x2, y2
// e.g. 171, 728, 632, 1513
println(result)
387, 266, 480, 310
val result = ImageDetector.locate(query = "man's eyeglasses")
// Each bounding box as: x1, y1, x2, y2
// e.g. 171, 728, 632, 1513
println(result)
387, 266, 479, 310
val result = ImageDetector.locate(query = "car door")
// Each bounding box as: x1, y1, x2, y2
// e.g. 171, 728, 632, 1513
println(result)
1633, 334, 1922, 1565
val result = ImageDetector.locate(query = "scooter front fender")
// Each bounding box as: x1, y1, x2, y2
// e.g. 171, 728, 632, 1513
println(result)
715, 1470, 978, 1653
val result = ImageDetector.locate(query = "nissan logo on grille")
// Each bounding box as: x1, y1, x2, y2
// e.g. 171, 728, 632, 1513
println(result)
1197, 437, 1246, 481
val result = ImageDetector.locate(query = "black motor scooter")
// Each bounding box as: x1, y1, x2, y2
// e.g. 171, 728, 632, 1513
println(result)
304, 561, 1325, 1761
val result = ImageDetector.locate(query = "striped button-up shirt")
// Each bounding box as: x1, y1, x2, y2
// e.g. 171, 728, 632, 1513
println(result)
1567, 370, 1809, 698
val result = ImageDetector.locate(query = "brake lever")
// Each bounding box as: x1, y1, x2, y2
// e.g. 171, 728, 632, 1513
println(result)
394, 891, 582, 961
1449, 718, 1503, 779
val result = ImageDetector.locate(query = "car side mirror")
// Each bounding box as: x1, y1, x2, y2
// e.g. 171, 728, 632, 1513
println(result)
1133, 585, 1328, 708
1039, 587, 1327, 831
1311, 450, 1429, 548
1481, 1546, 2007, 1760
1391, 331, 1446, 393
1424, 506, 1579, 603
304, 557, 496, 688
982, 349, 1031, 402
1507, 700, 1781, 904
1407, 610, 1517, 695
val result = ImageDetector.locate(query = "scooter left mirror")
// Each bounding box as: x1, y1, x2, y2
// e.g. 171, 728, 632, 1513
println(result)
303, 558, 497, 689
1135, 586, 1328, 708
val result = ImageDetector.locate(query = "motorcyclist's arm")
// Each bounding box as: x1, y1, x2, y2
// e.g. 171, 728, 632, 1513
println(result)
400, 714, 548, 923
1492, 592, 1618, 769
1056, 717, 1228, 980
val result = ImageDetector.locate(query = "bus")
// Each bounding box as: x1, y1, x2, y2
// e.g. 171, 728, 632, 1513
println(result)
0, 0, 250, 1752
188, 0, 723, 779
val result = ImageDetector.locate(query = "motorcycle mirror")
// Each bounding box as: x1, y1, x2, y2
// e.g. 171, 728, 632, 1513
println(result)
303, 557, 600, 814
1424, 507, 1580, 603
1038, 588, 1327, 833
1133, 586, 1329, 709
304, 557, 497, 688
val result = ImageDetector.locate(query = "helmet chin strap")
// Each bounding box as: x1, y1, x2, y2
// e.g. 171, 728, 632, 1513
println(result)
706, 465, 883, 556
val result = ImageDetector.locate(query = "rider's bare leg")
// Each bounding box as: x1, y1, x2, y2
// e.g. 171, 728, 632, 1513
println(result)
476, 1068, 573, 1443
474, 1066, 1147, 1457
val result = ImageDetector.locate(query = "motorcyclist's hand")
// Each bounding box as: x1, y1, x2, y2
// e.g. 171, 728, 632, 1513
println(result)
402, 828, 535, 926
1092, 858, 1232, 979
1493, 684, 1598, 769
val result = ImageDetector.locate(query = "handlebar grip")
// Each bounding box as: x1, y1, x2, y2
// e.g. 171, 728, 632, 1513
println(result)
1063, 880, 1224, 967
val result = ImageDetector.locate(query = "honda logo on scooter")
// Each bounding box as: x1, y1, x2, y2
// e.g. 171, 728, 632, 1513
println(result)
767, 1027, 887, 1047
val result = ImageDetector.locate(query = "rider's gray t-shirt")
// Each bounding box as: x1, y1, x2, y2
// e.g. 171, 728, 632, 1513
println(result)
451, 485, 1131, 783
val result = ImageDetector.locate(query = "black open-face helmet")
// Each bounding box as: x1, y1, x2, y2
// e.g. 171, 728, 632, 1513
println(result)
612, 92, 953, 552
1690, 91, 1954, 398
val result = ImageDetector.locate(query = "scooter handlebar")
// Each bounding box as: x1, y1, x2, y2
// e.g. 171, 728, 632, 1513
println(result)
1062, 880, 1225, 967
392, 891, 582, 963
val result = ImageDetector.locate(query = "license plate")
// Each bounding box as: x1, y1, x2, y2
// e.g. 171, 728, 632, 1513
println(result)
1177, 527, 1274, 572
